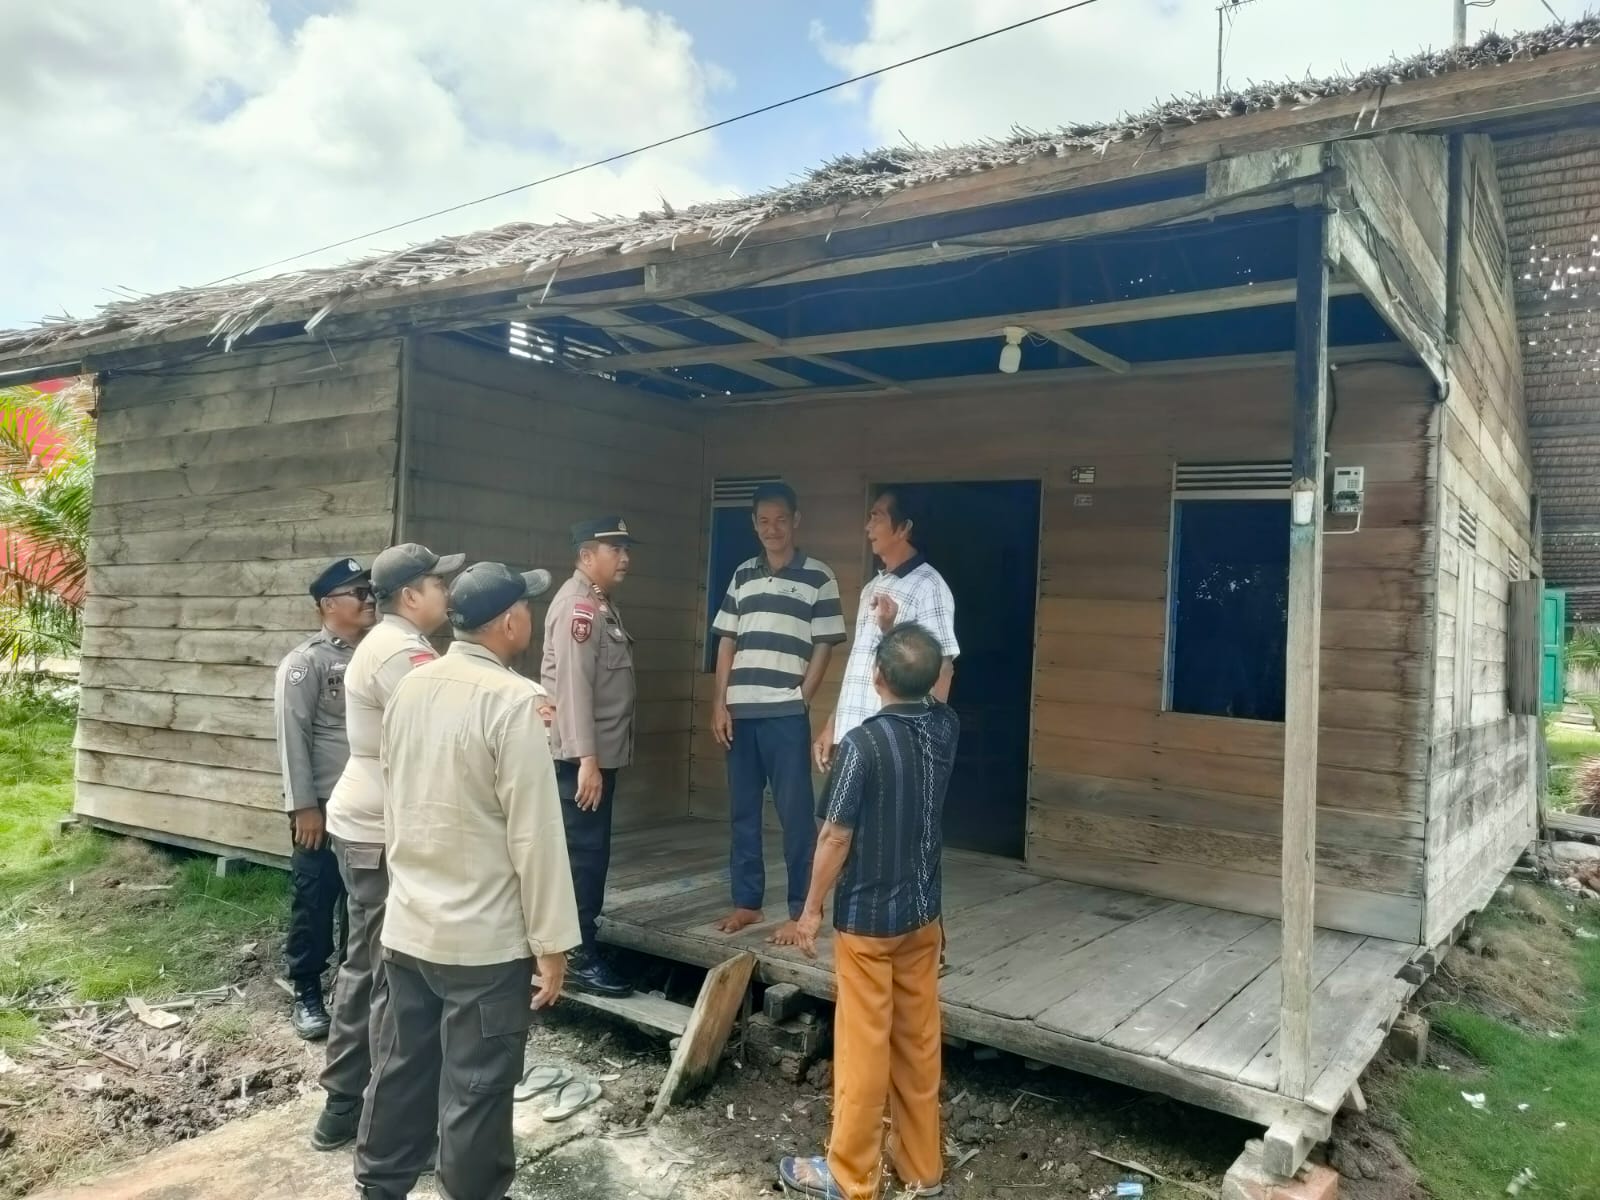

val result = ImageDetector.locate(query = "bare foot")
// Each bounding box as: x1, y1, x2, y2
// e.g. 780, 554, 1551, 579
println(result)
713, 908, 763, 934
767, 919, 804, 947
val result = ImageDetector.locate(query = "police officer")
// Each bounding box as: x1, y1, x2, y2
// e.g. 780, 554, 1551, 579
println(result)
275, 556, 377, 1039
312, 543, 463, 1151
542, 517, 638, 998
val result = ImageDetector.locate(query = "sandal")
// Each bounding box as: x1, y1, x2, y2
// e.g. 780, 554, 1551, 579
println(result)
514, 1064, 572, 1103
779, 1155, 840, 1198
540, 1077, 603, 1122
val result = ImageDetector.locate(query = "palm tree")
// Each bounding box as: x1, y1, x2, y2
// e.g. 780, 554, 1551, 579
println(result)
0, 383, 94, 668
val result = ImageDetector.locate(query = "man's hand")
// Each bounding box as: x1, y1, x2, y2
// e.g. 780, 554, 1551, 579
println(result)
532, 952, 566, 1009
575, 757, 604, 811
812, 727, 834, 775
711, 702, 734, 750
871, 590, 899, 633
795, 909, 823, 960
291, 807, 326, 851
537, 700, 556, 727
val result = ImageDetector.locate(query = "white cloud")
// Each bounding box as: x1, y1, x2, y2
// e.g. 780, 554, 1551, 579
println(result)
0, 0, 735, 329
815, 0, 1571, 149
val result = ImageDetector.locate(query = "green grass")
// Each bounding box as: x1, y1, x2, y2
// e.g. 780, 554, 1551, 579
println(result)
0, 688, 288, 1047
1396, 894, 1600, 1199
1546, 720, 1600, 810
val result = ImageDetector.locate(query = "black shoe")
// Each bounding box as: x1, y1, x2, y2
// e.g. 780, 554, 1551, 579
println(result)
567, 949, 633, 998
291, 982, 331, 1040
311, 1095, 361, 1151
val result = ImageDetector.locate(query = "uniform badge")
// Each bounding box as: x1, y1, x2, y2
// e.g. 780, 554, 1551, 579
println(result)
571, 612, 593, 643
287, 665, 307, 685
409, 651, 435, 666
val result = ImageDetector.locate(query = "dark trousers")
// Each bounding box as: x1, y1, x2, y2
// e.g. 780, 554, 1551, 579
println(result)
287, 806, 347, 986
355, 952, 533, 1200
555, 759, 617, 950
322, 837, 388, 1102
726, 713, 817, 919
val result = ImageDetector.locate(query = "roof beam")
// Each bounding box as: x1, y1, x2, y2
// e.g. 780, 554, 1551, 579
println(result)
1035, 328, 1131, 373
705, 341, 1414, 406
1329, 213, 1447, 389
560, 308, 810, 389
659, 300, 903, 390
566, 280, 1361, 376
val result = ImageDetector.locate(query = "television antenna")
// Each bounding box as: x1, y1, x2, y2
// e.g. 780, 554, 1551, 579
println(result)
1216, 0, 1267, 94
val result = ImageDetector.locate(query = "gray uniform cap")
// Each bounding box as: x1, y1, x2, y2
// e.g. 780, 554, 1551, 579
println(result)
449, 562, 554, 630
372, 543, 466, 598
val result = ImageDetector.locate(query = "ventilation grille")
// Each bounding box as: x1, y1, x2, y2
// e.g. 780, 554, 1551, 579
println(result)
1458, 507, 1480, 551
1172, 461, 1293, 497
1509, 550, 1526, 581
712, 475, 784, 507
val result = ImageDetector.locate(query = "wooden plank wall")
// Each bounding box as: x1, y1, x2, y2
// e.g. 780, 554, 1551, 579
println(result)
700, 362, 1435, 941
400, 334, 703, 829
1424, 135, 1540, 946
75, 340, 404, 860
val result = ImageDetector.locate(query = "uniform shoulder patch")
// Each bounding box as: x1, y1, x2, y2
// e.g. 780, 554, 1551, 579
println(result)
287, 664, 308, 686
571, 609, 593, 643
573, 599, 597, 615
408, 650, 435, 666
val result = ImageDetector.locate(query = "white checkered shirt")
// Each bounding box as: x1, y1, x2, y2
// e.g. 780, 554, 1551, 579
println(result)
832, 556, 960, 743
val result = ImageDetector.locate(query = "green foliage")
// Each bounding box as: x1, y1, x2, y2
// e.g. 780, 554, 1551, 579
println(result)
1397, 915, 1600, 1199
0, 690, 287, 1047
1568, 625, 1600, 673
0, 385, 94, 666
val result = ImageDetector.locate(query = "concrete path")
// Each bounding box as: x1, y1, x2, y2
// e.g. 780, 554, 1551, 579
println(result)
26, 1061, 694, 1200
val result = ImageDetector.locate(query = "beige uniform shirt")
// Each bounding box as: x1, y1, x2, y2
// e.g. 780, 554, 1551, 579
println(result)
326, 614, 439, 845
541, 569, 636, 768
380, 640, 580, 966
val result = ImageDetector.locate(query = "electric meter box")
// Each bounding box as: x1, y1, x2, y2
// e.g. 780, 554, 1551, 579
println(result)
1331, 466, 1365, 516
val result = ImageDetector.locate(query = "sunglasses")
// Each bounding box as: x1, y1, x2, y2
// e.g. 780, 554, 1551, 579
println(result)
328, 586, 374, 602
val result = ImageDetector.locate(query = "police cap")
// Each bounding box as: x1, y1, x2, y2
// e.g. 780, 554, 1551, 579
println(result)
309, 557, 369, 602
448, 562, 554, 631
371, 543, 466, 599
570, 516, 640, 548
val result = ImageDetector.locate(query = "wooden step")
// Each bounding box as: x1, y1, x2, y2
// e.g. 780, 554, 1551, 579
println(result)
560, 988, 692, 1038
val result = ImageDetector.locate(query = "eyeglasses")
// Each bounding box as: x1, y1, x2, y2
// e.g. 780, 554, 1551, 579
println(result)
328, 586, 374, 602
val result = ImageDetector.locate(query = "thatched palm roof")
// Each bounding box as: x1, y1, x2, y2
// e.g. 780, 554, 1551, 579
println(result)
2, 16, 1598, 363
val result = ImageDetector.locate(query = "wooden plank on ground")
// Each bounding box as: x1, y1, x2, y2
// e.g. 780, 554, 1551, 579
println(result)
1168, 929, 1364, 1082
560, 988, 691, 1039
650, 952, 756, 1121
1037, 908, 1269, 1042
1103, 922, 1284, 1058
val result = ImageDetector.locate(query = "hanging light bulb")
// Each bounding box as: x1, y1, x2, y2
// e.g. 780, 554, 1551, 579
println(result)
998, 326, 1025, 374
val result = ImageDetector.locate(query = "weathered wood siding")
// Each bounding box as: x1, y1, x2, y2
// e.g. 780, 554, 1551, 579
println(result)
1424, 135, 1540, 946
75, 340, 403, 861
700, 362, 1434, 941
400, 334, 702, 829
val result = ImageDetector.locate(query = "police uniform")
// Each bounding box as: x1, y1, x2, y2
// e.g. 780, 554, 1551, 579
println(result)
541, 518, 637, 990
275, 558, 366, 1022
356, 562, 573, 1200
315, 544, 463, 1150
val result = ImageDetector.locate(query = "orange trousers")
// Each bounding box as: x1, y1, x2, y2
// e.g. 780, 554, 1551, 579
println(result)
828, 920, 943, 1200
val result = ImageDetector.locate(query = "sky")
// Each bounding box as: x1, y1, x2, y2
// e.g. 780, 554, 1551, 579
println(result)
0, 0, 1582, 331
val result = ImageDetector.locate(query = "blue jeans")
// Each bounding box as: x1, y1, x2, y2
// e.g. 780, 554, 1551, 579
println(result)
726, 713, 816, 919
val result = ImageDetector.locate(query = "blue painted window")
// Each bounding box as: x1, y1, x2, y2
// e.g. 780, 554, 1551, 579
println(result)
1166, 499, 1290, 722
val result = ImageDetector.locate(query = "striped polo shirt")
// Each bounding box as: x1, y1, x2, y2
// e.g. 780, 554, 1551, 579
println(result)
712, 551, 847, 718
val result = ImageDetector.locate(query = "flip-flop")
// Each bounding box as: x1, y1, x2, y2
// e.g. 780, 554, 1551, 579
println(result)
514, 1064, 572, 1103
778, 1155, 839, 1198
540, 1076, 603, 1123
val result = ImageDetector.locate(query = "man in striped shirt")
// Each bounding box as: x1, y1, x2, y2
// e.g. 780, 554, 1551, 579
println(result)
711, 483, 847, 943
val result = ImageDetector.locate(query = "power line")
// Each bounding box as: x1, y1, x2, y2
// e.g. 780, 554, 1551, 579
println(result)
206, 0, 1112, 286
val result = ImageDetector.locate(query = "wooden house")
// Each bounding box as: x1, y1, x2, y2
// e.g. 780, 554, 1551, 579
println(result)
5, 22, 1600, 1175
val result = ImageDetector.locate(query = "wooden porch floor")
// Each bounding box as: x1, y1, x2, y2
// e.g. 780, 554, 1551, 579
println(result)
600, 818, 1419, 1137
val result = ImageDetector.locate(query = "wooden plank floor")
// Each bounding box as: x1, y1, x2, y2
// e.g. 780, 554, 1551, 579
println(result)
599, 818, 1418, 1134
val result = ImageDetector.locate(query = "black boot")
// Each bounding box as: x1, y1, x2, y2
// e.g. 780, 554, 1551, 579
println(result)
567, 947, 632, 998
291, 980, 331, 1040
311, 1094, 361, 1150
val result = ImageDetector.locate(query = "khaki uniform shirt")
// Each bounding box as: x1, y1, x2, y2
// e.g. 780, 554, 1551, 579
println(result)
541, 569, 636, 768
326, 614, 438, 845
273, 628, 354, 812
380, 640, 580, 966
